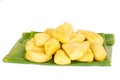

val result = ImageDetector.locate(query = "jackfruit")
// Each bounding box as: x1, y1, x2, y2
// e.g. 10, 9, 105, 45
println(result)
45, 39, 60, 56
91, 43, 107, 61
25, 50, 52, 63
44, 28, 54, 37
77, 48, 94, 62
52, 22, 73, 43
69, 32, 85, 43
34, 33, 51, 46
25, 38, 44, 52
54, 49, 71, 65
77, 30, 104, 44
62, 41, 90, 60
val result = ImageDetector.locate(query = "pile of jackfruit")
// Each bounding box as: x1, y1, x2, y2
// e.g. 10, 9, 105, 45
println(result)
25, 22, 107, 65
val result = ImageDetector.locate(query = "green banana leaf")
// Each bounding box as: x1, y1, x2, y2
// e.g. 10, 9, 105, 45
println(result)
3, 32, 115, 66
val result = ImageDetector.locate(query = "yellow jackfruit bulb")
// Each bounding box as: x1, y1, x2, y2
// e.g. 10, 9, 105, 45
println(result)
45, 39, 60, 56
25, 52, 31, 61
54, 49, 71, 65
77, 48, 94, 62
52, 22, 73, 43
91, 43, 107, 61
77, 30, 104, 44
44, 28, 54, 37
34, 33, 51, 46
62, 41, 90, 60
69, 32, 85, 43
25, 38, 44, 52
25, 50, 52, 63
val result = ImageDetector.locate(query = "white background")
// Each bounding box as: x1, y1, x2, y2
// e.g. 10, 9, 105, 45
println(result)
0, 0, 120, 80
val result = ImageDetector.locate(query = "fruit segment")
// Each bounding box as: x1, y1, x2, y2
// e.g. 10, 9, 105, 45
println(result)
52, 22, 73, 43
69, 32, 85, 43
54, 49, 71, 65
25, 50, 52, 63
62, 41, 90, 60
77, 49, 94, 62
25, 38, 44, 52
45, 39, 60, 56
34, 33, 51, 46
77, 30, 104, 44
91, 43, 107, 61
